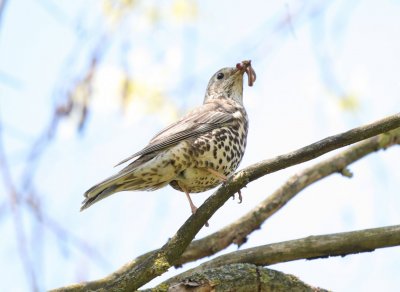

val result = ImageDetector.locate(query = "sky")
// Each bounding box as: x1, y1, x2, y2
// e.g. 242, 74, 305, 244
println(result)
1, 0, 400, 291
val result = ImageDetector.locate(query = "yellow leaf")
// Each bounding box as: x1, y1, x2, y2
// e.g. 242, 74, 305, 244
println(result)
172, 0, 197, 21
339, 94, 360, 112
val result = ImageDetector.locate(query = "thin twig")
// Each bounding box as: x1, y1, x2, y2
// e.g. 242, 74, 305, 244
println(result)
0, 115, 39, 292
0, 0, 8, 29
40, 210, 111, 268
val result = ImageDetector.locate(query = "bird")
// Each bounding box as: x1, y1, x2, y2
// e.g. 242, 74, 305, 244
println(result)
81, 60, 256, 219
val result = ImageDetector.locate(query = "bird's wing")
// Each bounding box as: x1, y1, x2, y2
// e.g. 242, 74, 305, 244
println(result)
115, 102, 235, 166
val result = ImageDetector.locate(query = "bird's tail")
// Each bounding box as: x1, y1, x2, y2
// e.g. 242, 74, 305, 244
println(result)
80, 167, 170, 211
80, 168, 151, 211
81, 151, 179, 211
80, 175, 123, 211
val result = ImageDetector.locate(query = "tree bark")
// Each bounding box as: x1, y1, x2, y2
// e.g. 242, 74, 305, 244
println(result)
146, 263, 327, 292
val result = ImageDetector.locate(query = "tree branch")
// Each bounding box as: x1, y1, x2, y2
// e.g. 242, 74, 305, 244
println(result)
145, 263, 326, 292
174, 127, 400, 265
51, 113, 400, 291
165, 224, 400, 283
126, 127, 400, 271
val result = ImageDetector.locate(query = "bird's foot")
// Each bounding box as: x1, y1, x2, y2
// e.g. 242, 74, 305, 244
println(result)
190, 204, 198, 214
190, 206, 209, 227
208, 171, 243, 204
231, 189, 243, 204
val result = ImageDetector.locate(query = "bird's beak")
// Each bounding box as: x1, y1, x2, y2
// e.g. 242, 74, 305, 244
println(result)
236, 60, 256, 86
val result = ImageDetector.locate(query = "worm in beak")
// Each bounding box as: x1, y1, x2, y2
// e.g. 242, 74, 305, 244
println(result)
236, 60, 256, 87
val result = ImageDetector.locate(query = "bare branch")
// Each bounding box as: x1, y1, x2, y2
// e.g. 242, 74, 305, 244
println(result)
51, 113, 400, 291
174, 127, 400, 265
129, 127, 400, 269
0, 0, 8, 29
168, 224, 400, 282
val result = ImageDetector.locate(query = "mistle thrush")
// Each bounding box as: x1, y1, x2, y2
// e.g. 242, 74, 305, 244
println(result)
81, 60, 256, 218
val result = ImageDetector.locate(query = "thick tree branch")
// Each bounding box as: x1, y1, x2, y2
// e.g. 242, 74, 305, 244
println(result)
166, 224, 400, 283
52, 113, 400, 291
145, 263, 326, 292
174, 127, 400, 264
126, 127, 400, 271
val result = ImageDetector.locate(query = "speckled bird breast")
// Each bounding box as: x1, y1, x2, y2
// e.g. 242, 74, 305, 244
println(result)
170, 108, 248, 193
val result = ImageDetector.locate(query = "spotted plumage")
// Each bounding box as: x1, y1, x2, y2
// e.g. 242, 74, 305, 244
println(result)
81, 60, 256, 215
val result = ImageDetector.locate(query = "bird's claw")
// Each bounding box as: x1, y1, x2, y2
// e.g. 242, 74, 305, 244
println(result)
232, 189, 243, 204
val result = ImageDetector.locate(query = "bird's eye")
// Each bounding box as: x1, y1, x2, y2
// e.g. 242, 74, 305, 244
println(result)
216, 72, 224, 80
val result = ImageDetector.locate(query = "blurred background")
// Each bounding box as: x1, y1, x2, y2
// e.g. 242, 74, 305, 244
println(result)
1, 0, 400, 291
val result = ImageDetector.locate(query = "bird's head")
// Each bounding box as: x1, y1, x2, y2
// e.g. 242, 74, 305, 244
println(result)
204, 60, 256, 104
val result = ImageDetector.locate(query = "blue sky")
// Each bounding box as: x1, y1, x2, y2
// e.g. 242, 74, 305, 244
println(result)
1, 0, 400, 291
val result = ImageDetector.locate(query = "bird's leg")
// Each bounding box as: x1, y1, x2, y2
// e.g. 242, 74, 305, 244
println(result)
205, 168, 228, 182
185, 191, 198, 215
205, 168, 243, 204
177, 181, 209, 227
